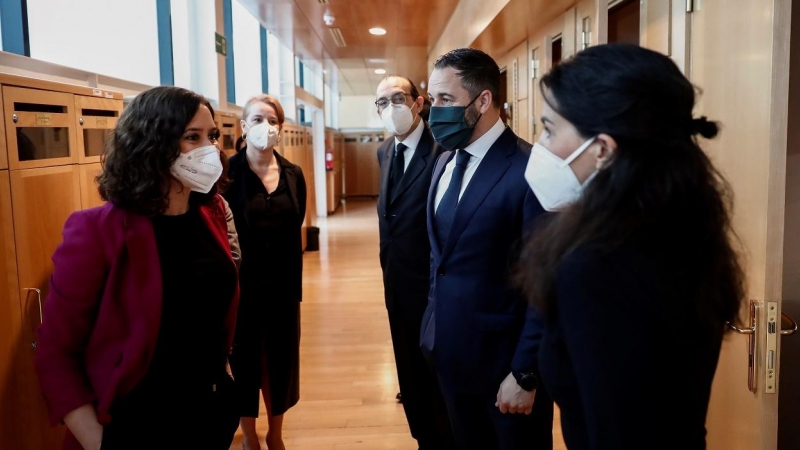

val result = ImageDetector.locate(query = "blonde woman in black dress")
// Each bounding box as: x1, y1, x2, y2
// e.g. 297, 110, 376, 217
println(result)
224, 94, 306, 450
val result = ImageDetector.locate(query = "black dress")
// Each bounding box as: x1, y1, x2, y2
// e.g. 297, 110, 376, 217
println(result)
101, 206, 239, 449
538, 245, 723, 450
225, 152, 306, 417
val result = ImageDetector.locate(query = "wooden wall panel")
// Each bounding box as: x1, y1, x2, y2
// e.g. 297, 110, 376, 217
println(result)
640, 0, 672, 57
343, 133, 382, 197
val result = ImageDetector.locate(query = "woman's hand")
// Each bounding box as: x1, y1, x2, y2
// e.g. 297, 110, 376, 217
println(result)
63, 404, 103, 450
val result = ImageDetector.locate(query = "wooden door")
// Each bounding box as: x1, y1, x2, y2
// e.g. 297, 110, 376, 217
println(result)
778, 5, 800, 449
79, 162, 104, 209
530, 46, 542, 143
74, 95, 120, 164
687, 0, 791, 448
8, 166, 79, 449
0, 169, 26, 449
4, 87, 78, 170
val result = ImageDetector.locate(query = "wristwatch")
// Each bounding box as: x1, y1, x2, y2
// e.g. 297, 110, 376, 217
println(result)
512, 371, 539, 391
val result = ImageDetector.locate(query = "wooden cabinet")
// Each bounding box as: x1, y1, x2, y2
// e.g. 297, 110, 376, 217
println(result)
11, 166, 82, 309
0, 90, 6, 170
218, 111, 240, 158
279, 125, 318, 249
0, 169, 28, 450
75, 95, 121, 164
326, 130, 343, 214
3, 87, 78, 170
4, 166, 79, 449
79, 162, 104, 209
0, 74, 122, 450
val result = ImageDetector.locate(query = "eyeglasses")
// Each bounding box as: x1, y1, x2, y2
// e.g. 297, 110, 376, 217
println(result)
375, 92, 412, 110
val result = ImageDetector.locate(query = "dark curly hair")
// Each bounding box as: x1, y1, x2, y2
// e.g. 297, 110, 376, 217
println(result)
97, 86, 227, 216
515, 44, 745, 334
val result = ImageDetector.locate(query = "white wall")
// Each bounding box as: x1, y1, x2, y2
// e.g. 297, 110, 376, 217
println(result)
338, 95, 384, 129
27, 0, 160, 86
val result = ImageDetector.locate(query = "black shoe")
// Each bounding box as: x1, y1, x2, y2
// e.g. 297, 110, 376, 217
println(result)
396, 392, 402, 403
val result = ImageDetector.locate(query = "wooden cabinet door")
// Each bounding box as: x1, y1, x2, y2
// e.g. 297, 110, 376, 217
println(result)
9, 165, 80, 449
79, 163, 105, 209
0, 170, 27, 449
4, 87, 78, 170
219, 112, 239, 157
74, 95, 121, 164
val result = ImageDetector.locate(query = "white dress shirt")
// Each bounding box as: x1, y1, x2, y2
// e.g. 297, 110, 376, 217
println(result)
394, 119, 424, 172
434, 118, 506, 212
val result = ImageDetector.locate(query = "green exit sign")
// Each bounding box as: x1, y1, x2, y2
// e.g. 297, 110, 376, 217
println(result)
215, 32, 227, 56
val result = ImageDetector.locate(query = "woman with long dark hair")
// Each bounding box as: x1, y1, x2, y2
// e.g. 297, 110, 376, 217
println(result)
517, 44, 745, 449
35, 86, 241, 450
224, 94, 306, 450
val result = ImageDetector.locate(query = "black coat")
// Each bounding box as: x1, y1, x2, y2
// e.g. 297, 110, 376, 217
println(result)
376, 124, 442, 321
223, 150, 306, 301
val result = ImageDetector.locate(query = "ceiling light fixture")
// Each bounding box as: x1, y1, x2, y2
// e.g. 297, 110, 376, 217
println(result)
369, 27, 387, 35
374, 69, 386, 75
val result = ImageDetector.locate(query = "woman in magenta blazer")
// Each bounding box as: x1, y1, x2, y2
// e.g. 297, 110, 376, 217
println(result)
35, 86, 241, 450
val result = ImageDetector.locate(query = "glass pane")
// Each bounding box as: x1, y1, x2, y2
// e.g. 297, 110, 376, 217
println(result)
223, 134, 234, 151
17, 127, 70, 161
83, 129, 112, 157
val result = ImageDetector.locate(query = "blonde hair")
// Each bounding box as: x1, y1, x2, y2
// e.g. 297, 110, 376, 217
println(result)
242, 94, 285, 125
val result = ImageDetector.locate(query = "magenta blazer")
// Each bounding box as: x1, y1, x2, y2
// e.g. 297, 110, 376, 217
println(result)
34, 196, 239, 450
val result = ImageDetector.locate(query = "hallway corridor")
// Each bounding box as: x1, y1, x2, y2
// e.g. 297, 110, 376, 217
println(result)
230, 198, 566, 449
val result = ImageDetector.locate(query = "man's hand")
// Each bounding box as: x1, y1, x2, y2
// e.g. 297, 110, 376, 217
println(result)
495, 372, 536, 414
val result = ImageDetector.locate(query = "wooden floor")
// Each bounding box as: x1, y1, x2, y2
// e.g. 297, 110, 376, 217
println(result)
228, 198, 567, 450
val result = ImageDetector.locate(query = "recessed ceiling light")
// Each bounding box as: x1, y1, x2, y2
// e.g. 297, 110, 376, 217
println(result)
374, 69, 386, 75
369, 27, 386, 35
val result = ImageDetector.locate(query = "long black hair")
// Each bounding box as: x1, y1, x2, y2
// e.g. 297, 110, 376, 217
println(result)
98, 86, 226, 216
516, 44, 745, 333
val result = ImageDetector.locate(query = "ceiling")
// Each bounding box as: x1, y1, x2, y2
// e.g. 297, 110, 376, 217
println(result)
238, 0, 460, 97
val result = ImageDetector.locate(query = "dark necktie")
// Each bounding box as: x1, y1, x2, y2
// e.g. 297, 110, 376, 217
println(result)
435, 149, 471, 247
389, 142, 407, 199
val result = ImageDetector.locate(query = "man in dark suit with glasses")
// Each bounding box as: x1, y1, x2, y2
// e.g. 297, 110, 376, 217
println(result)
375, 75, 454, 450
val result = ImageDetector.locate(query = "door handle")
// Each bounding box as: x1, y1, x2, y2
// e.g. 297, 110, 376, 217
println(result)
782, 313, 798, 336
727, 300, 757, 392
23, 288, 43, 350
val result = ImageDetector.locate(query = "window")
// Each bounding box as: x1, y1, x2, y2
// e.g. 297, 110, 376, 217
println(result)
232, 0, 263, 105
171, 0, 219, 102
28, 0, 160, 86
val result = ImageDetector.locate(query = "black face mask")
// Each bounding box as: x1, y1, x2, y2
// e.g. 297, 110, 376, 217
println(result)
428, 93, 482, 151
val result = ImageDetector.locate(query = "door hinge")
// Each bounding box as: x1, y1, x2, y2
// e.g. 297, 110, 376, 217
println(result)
686, 0, 694, 13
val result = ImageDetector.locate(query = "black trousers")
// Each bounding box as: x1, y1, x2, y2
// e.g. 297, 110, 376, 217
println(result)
101, 374, 239, 449
388, 308, 455, 450
437, 380, 554, 450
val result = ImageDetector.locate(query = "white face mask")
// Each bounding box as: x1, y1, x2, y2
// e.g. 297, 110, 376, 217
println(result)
524, 137, 597, 211
381, 103, 414, 136
246, 122, 280, 150
170, 144, 223, 194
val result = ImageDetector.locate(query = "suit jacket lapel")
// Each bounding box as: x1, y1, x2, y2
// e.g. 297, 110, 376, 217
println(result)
440, 128, 515, 259
390, 131, 433, 205
378, 139, 393, 212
